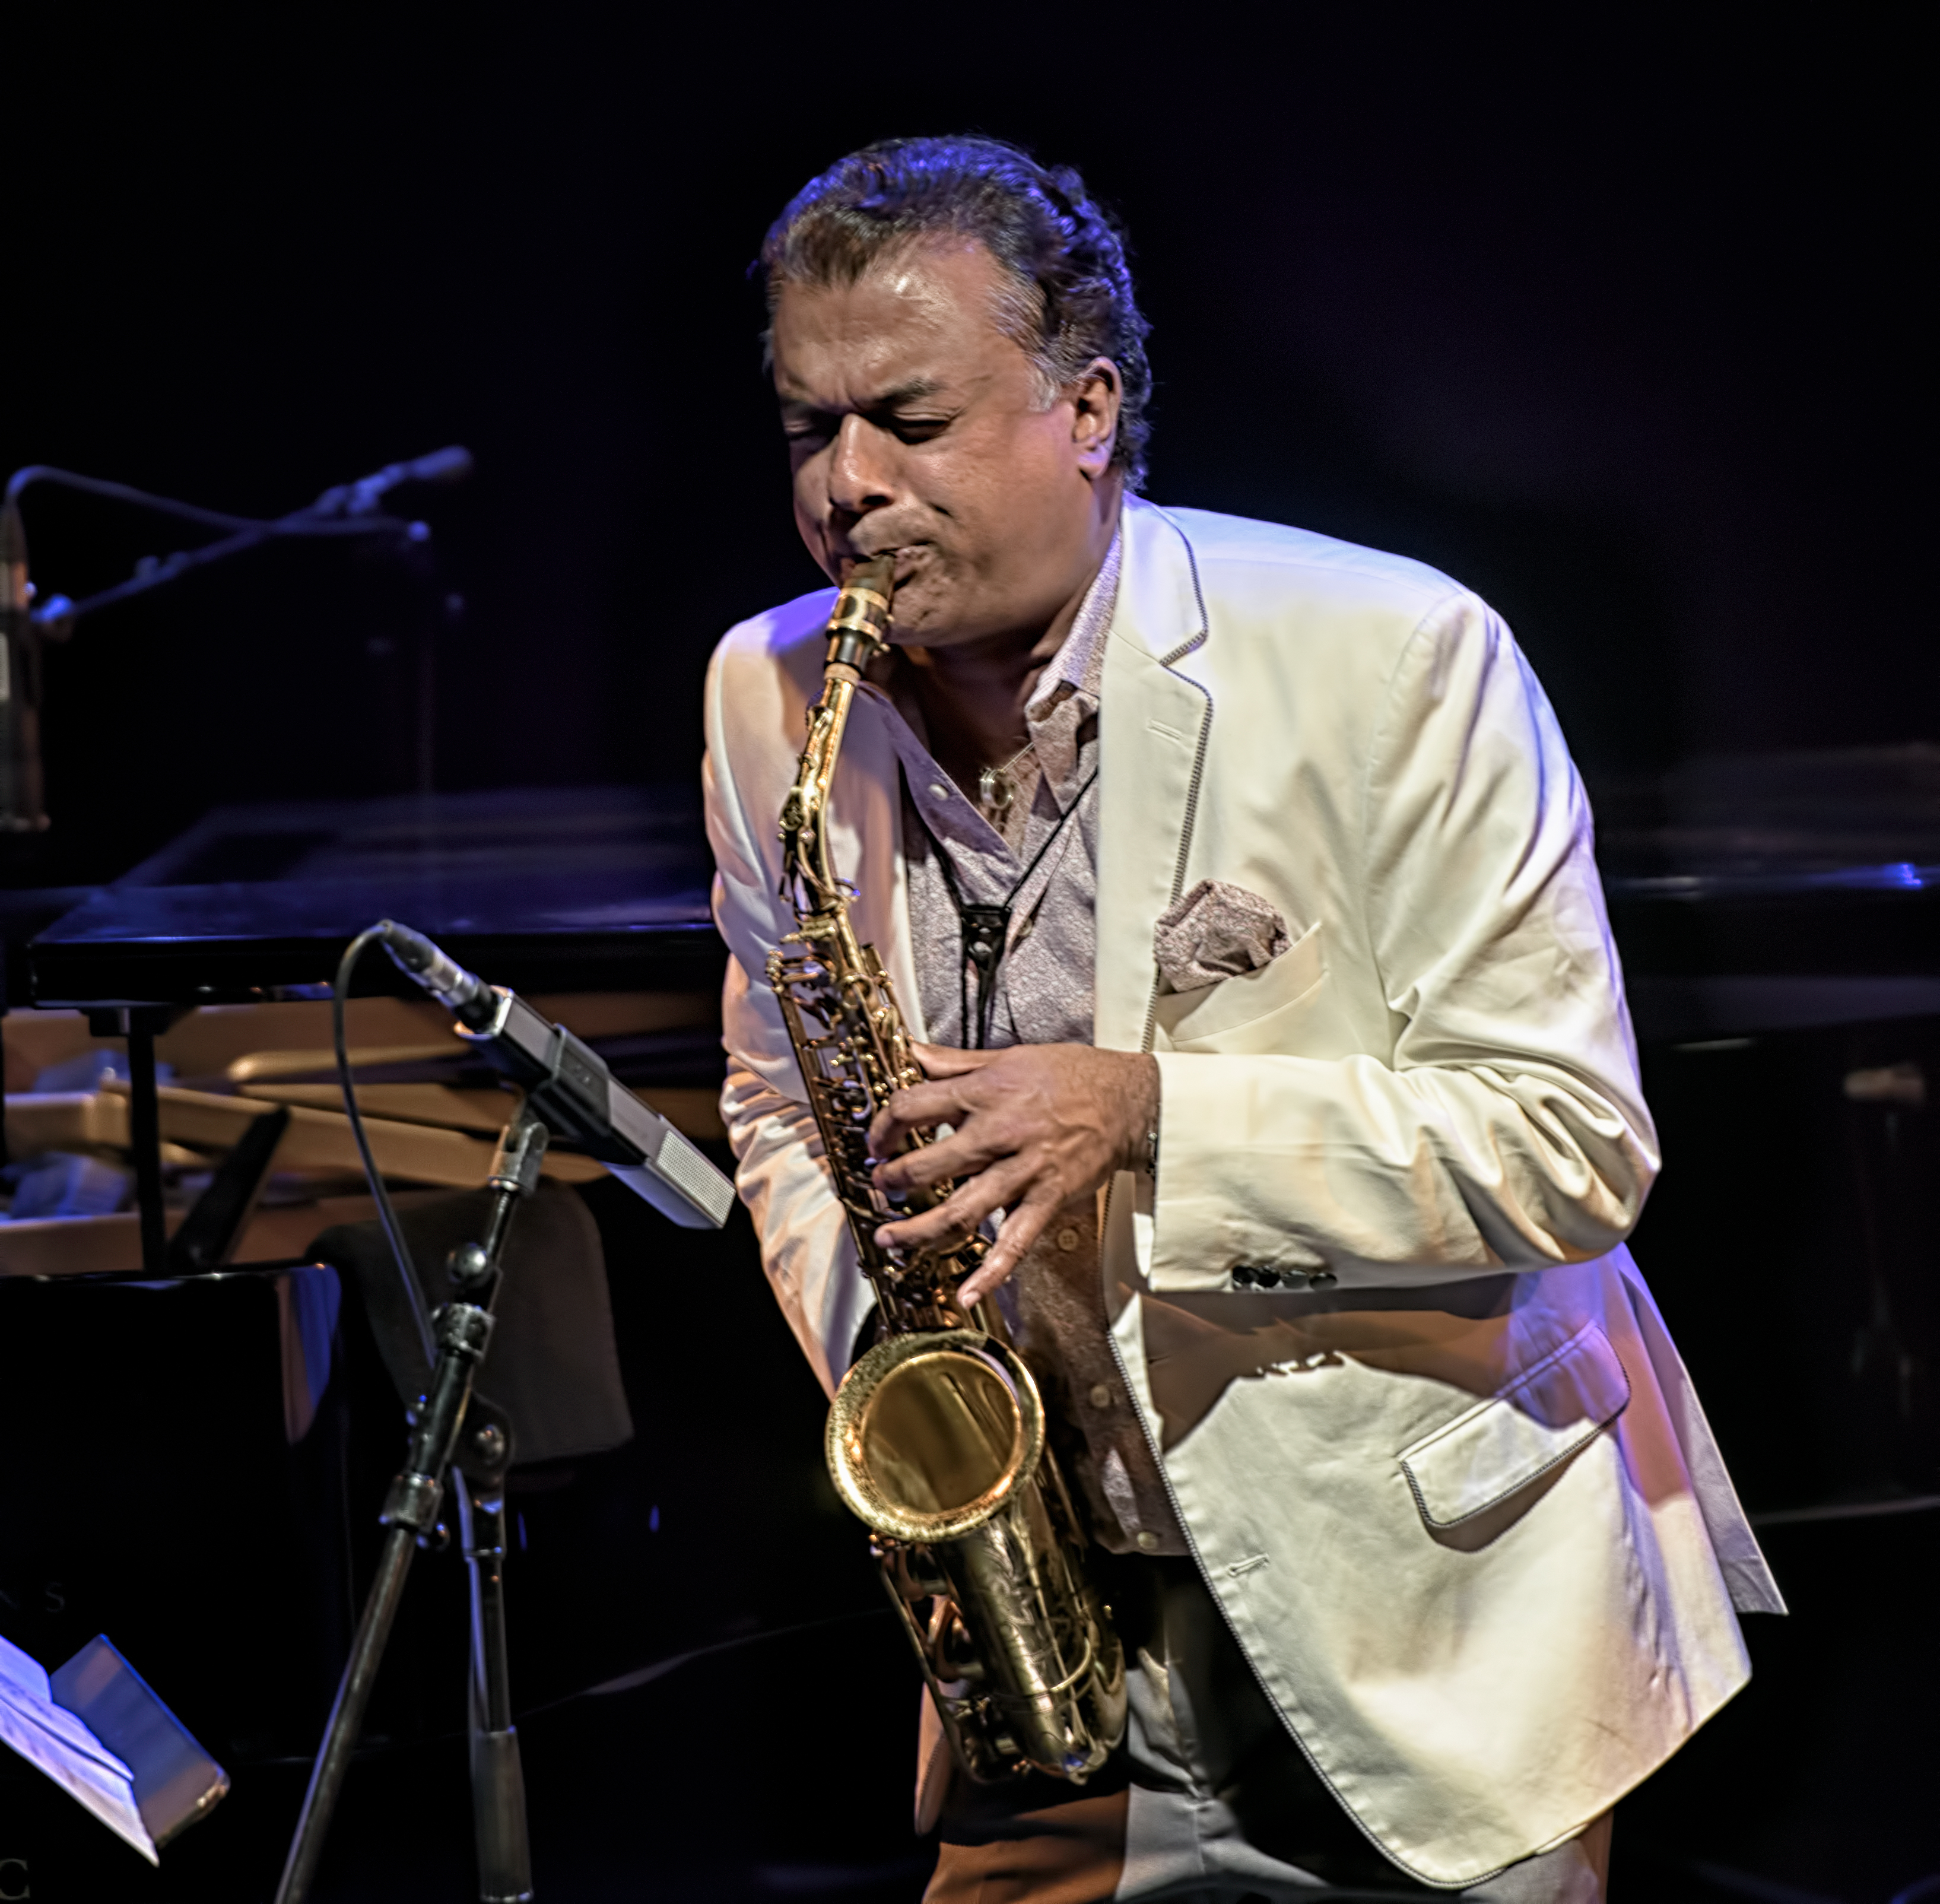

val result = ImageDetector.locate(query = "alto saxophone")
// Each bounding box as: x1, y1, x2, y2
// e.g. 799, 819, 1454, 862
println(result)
767, 555, 1126, 1785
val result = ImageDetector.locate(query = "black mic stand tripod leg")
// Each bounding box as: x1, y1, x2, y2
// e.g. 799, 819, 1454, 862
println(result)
459, 1468, 531, 1901
275, 1106, 547, 1904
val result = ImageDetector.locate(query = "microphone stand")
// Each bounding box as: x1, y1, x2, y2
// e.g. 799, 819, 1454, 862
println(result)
0, 448, 469, 829
275, 1099, 543, 1904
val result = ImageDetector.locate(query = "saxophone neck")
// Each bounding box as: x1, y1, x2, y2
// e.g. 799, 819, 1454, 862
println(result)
780, 555, 897, 911
779, 682, 856, 913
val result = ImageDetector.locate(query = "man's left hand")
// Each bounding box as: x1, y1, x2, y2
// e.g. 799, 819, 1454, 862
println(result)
869, 1042, 1158, 1306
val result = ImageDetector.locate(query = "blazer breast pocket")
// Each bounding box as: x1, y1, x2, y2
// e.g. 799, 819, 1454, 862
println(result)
1155, 920, 1326, 1054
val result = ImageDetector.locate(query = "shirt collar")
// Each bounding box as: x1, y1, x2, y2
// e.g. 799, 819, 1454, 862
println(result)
1029, 525, 1120, 721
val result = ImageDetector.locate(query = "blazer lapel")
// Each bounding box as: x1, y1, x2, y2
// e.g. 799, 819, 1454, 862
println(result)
1095, 500, 1211, 1053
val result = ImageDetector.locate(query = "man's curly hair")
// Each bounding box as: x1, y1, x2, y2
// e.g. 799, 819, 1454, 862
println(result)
760, 136, 1154, 490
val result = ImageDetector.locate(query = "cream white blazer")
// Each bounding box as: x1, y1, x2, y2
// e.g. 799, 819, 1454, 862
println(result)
703, 497, 1782, 1886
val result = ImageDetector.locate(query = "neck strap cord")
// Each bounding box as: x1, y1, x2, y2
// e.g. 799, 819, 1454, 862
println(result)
914, 767, 1098, 1049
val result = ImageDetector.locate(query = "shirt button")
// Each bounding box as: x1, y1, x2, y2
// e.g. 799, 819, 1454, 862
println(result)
1055, 1226, 1081, 1252
1088, 1383, 1113, 1408
1135, 1530, 1160, 1553
929, 782, 950, 801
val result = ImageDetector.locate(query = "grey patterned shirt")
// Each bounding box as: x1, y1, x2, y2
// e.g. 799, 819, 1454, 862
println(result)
858, 532, 1186, 1556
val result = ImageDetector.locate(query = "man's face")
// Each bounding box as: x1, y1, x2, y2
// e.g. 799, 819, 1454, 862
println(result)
770, 239, 1120, 650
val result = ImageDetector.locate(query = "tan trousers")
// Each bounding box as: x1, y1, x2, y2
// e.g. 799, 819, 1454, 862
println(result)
927, 1794, 1611, 1903
925, 1555, 1613, 1903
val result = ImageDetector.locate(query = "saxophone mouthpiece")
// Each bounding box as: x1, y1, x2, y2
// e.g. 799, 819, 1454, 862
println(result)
839, 551, 896, 591
827, 554, 896, 674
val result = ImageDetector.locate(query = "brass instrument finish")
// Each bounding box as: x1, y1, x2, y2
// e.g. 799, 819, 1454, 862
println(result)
767, 556, 1126, 1785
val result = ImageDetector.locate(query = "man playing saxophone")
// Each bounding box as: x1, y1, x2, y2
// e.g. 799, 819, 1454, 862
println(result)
703, 137, 1780, 1902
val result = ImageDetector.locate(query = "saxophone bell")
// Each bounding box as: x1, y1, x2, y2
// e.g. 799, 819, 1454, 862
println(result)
831, 1327, 1123, 1782
827, 1329, 1044, 1546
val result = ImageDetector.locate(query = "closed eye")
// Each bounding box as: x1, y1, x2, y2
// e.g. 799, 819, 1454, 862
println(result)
782, 413, 834, 445
884, 414, 952, 444
782, 412, 955, 447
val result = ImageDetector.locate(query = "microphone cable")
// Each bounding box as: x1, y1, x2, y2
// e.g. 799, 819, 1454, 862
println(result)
332, 926, 437, 1368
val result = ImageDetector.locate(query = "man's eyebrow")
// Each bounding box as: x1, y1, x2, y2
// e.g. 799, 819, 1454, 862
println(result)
777, 376, 951, 412
869, 376, 948, 407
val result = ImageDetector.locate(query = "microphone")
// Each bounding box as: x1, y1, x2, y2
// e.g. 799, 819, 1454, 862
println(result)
315, 446, 475, 520
375, 920, 497, 1026
373, 921, 734, 1231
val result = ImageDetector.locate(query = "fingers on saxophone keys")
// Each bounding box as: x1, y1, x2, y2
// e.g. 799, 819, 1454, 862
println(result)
875, 1131, 980, 1197
875, 1216, 965, 1255
870, 1078, 959, 1154
874, 1195, 974, 1254
959, 1239, 1028, 1305
958, 1265, 1013, 1305
875, 1162, 1020, 1254
963, 1202, 1052, 1302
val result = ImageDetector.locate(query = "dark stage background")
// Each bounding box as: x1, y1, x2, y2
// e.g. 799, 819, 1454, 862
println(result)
4, 14, 1930, 865
2, 12, 1933, 1904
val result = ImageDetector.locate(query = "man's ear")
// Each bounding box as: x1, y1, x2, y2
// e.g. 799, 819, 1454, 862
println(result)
1071, 357, 1122, 479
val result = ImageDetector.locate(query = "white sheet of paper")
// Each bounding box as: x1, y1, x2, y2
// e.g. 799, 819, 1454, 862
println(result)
0, 1633, 157, 1865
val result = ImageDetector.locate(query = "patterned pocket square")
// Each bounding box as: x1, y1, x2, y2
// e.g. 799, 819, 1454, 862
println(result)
1153, 879, 1292, 992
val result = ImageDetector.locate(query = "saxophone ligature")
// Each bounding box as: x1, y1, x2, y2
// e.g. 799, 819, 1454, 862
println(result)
766, 554, 1126, 1784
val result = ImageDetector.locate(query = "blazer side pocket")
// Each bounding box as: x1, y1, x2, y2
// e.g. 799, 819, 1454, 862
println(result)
1398, 1322, 1631, 1529
1155, 919, 1326, 1053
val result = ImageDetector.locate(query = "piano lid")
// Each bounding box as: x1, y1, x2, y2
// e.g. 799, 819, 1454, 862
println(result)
1593, 743, 1940, 887
17, 751, 1939, 1010
24, 785, 722, 1009
1592, 744, 1940, 987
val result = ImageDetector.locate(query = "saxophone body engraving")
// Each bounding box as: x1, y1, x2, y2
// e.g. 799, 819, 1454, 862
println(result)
767, 556, 1126, 1784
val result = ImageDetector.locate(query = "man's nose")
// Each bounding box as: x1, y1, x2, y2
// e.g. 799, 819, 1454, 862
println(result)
825, 414, 898, 520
